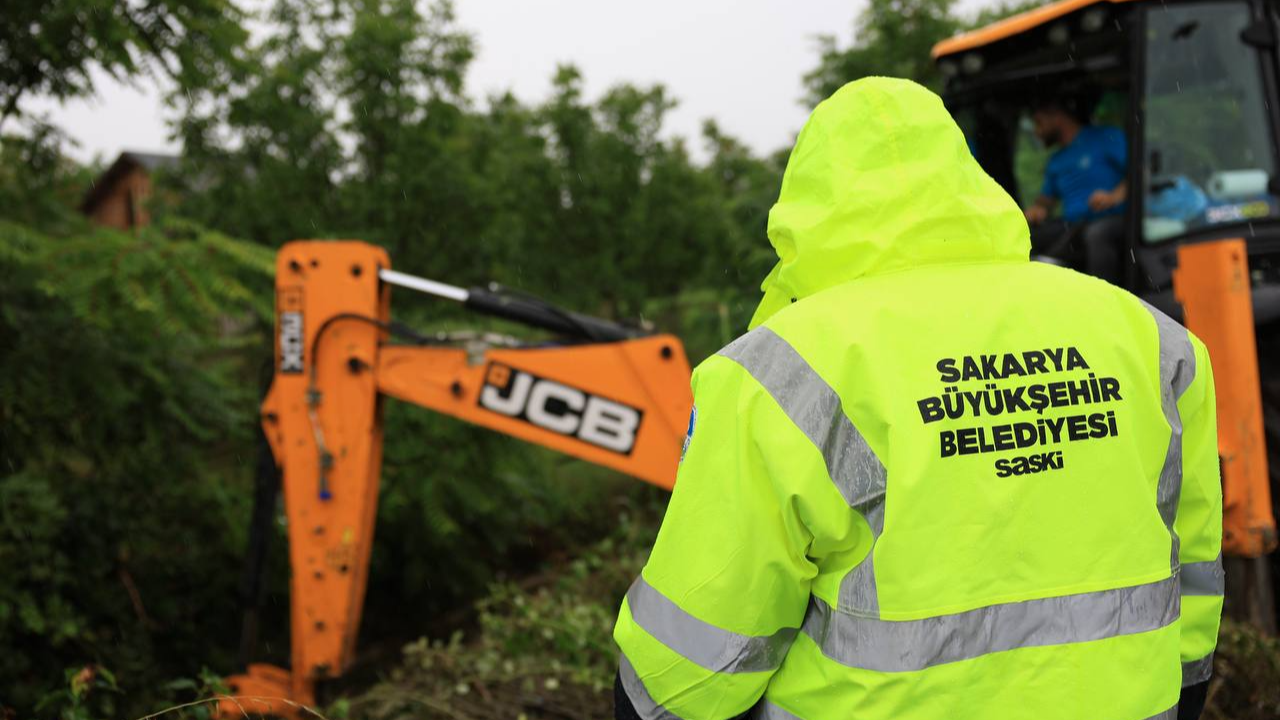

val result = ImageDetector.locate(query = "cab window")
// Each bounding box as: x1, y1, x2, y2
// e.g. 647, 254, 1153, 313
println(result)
1143, 1, 1280, 241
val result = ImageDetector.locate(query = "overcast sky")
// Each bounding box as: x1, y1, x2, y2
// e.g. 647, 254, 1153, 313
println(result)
20, 0, 997, 164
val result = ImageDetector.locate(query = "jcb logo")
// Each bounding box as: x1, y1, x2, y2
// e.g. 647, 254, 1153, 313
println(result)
479, 363, 642, 454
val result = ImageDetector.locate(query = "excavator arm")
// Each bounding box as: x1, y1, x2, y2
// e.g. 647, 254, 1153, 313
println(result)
223, 241, 692, 716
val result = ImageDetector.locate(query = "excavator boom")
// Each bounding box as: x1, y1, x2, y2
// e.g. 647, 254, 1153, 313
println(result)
223, 241, 692, 715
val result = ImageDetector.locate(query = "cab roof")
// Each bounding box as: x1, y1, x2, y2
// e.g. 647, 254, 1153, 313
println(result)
933, 0, 1135, 58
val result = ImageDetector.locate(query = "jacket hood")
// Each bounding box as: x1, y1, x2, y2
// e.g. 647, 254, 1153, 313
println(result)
750, 77, 1029, 328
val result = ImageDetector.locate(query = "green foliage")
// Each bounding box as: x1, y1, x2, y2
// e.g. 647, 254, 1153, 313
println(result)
343, 512, 660, 720
35, 665, 122, 720
1205, 618, 1280, 720
0, 122, 96, 234
803, 0, 961, 103
165, 0, 347, 245
0, 0, 248, 126
0, 220, 273, 715
168, 0, 777, 318
365, 408, 645, 632
802, 0, 1047, 105
1014, 123, 1051, 208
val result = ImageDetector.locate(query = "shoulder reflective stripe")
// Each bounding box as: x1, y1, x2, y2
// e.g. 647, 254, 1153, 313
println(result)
1182, 652, 1214, 686
802, 575, 1179, 673
1147, 706, 1179, 720
718, 327, 888, 617
1140, 301, 1196, 573
718, 327, 887, 508
627, 576, 798, 673
750, 700, 805, 720
1181, 555, 1225, 596
619, 654, 685, 720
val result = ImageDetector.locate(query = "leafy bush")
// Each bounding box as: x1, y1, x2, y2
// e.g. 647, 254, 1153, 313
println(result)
0, 212, 688, 716
342, 509, 661, 720
1206, 618, 1280, 720
0, 220, 273, 715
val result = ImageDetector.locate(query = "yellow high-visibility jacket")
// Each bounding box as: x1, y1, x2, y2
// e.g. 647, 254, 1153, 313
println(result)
614, 77, 1222, 720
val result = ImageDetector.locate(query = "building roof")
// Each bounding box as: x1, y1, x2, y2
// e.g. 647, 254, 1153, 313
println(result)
932, 0, 1135, 58
81, 150, 180, 213
123, 151, 180, 172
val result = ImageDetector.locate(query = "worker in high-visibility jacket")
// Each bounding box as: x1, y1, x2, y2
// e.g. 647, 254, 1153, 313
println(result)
613, 77, 1223, 720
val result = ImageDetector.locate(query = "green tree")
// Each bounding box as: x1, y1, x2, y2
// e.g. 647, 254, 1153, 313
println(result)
168, 0, 346, 244
803, 0, 961, 103
801, 0, 1045, 105
0, 120, 95, 233
0, 220, 274, 715
531, 66, 727, 316
167, 0, 769, 319
336, 0, 488, 275
0, 0, 247, 128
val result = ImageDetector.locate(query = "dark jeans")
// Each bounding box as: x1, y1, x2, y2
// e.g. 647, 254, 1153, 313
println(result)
1029, 215, 1125, 285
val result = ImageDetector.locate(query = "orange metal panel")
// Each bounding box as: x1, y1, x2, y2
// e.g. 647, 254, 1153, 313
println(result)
1174, 239, 1278, 557
932, 0, 1135, 59
216, 664, 307, 718
227, 240, 390, 711
376, 336, 692, 490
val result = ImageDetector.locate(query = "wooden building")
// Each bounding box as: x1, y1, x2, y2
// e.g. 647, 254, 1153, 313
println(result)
81, 151, 179, 230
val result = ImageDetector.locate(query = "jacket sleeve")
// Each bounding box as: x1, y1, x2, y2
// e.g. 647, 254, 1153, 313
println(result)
613, 354, 823, 720
1174, 335, 1223, 688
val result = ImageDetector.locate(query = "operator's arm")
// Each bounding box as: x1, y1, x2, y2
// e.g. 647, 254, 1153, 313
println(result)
613, 354, 820, 720
1174, 336, 1224, 720
1026, 194, 1057, 224
1089, 180, 1128, 212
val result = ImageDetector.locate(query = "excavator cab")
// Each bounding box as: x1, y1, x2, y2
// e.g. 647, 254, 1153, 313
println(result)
934, 0, 1280, 629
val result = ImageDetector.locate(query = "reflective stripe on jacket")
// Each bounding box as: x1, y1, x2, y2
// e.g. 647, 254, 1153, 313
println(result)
613, 77, 1222, 720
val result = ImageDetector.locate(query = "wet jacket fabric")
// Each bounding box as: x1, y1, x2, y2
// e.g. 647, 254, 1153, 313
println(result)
612, 77, 1223, 720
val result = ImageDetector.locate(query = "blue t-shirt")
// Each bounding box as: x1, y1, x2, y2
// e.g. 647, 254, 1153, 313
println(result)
1041, 125, 1127, 223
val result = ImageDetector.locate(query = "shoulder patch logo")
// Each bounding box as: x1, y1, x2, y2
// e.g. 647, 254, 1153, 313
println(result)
681, 406, 697, 463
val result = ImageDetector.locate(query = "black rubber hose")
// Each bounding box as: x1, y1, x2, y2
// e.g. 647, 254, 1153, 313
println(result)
237, 354, 284, 669
237, 426, 281, 669
464, 286, 646, 342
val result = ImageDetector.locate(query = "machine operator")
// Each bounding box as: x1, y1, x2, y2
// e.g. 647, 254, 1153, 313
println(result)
1024, 95, 1129, 281
613, 78, 1222, 720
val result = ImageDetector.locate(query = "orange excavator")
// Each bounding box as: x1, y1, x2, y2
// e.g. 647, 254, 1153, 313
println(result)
221, 240, 693, 717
